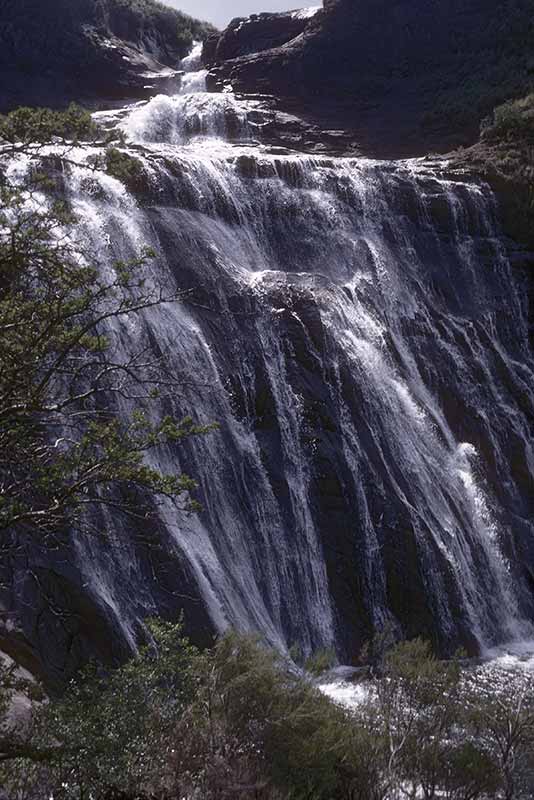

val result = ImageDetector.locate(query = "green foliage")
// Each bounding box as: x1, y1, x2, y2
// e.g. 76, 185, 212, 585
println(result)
0, 104, 100, 149
372, 639, 466, 796
0, 109, 215, 540
174, 12, 215, 52
289, 641, 336, 675
0, 629, 378, 799
99, 0, 216, 52
419, 0, 534, 141
143, 631, 377, 798
0, 0, 216, 79
105, 146, 145, 188
288, 642, 303, 665
43, 619, 200, 798
3, 630, 534, 799
1, 620, 201, 798
482, 94, 534, 142
0, 659, 48, 797
459, 92, 534, 251
304, 647, 336, 676
460, 665, 534, 800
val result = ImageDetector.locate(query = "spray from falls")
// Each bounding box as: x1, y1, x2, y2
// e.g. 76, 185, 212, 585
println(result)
6, 46, 534, 667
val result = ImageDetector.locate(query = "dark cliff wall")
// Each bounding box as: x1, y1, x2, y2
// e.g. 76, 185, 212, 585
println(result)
207, 0, 534, 157
203, 10, 311, 66
0, 0, 214, 112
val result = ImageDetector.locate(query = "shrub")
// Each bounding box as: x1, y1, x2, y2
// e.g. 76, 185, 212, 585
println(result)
105, 146, 145, 189
0, 104, 99, 148
0, 620, 201, 799
175, 632, 380, 800
304, 647, 336, 676
100, 0, 216, 53
3, 630, 534, 800
481, 94, 534, 141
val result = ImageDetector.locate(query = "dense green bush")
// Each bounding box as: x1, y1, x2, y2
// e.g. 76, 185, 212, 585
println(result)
3, 629, 534, 800
482, 94, 534, 142
304, 647, 337, 676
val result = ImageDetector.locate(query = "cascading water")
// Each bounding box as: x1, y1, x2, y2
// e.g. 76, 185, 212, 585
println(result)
4, 45, 534, 674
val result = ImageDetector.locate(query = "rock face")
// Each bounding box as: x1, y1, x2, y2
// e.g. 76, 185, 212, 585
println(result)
206, 0, 534, 157
2, 2, 534, 690
4, 111, 534, 684
0, 517, 216, 691
0, 0, 214, 112
203, 10, 312, 67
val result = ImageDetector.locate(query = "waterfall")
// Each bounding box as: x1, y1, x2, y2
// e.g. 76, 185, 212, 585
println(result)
5, 47, 534, 670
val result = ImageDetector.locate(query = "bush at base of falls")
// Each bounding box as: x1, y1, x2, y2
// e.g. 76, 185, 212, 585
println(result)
3, 628, 534, 800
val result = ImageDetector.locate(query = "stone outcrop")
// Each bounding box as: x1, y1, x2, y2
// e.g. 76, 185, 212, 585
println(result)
203, 9, 312, 67
444, 112, 534, 331
0, 517, 216, 691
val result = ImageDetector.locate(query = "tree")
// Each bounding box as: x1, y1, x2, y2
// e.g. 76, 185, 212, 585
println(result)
0, 105, 101, 153
0, 620, 201, 799
4, 626, 532, 800
1, 627, 364, 799
460, 665, 534, 800
0, 106, 215, 544
168, 631, 384, 800
367, 638, 502, 800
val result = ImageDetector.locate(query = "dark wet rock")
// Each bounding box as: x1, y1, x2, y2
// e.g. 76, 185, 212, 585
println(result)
438, 128, 534, 338
203, 10, 310, 66
248, 106, 359, 155
0, 517, 216, 691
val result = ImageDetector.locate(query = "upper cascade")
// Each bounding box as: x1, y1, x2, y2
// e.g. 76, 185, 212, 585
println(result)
123, 92, 251, 145
3, 42, 534, 685
122, 44, 260, 146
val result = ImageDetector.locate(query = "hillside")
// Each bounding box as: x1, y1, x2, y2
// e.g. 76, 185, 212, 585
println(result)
205, 0, 534, 157
0, 0, 214, 111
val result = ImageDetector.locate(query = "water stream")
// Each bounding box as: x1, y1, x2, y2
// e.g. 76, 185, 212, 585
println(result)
5, 43, 534, 668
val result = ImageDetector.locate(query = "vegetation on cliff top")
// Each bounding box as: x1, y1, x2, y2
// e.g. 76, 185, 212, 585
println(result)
93, 0, 216, 49
449, 92, 534, 251
482, 94, 534, 144
0, 0, 215, 61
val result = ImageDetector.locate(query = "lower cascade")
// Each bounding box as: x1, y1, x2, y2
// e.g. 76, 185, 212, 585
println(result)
4, 46, 534, 677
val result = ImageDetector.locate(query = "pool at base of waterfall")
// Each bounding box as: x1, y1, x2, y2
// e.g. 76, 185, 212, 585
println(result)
319, 640, 534, 710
